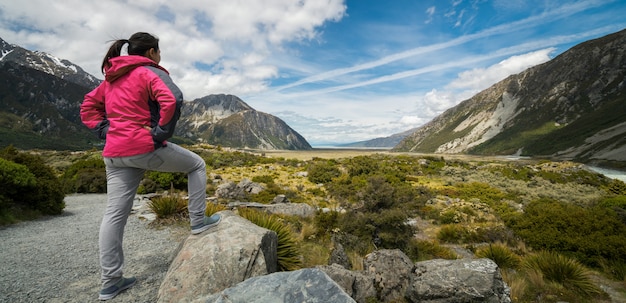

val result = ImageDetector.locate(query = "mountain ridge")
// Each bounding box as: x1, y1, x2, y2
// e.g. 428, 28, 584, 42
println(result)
392, 28, 626, 168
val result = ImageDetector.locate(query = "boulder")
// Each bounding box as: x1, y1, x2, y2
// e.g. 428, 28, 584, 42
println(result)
407, 258, 511, 303
319, 250, 511, 303
363, 249, 414, 302
196, 268, 356, 303
215, 179, 265, 200
157, 211, 277, 303
328, 237, 352, 269
317, 264, 377, 303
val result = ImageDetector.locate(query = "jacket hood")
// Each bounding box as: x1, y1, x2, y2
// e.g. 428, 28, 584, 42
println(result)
104, 55, 169, 82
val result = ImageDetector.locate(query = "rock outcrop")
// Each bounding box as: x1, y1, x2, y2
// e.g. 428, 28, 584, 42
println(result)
320, 251, 511, 303
158, 212, 511, 303
157, 211, 277, 303
195, 268, 357, 303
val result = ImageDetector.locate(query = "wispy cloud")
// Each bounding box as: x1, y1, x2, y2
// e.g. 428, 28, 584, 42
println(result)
272, 26, 619, 98
271, 0, 615, 94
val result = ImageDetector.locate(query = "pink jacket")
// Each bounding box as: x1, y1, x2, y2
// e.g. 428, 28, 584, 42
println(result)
80, 55, 183, 157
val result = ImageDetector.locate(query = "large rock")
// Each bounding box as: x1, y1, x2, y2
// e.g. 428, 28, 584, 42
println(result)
157, 211, 277, 303
320, 250, 511, 303
317, 264, 377, 303
196, 268, 356, 303
216, 179, 265, 200
364, 249, 415, 302
407, 258, 511, 303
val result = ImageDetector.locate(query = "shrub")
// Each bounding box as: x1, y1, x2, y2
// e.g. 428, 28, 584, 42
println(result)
339, 207, 415, 252
475, 243, 520, 270
604, 179, 626, 195
145, 171, 188, 192
0, 146, 65, 216
238, 208, 301, 271
314, 210, 339, 238
522, 251, 602, 298
507, 198, 626, 268
0, 157, 37, 194
61, 156, 106, 193
346, 155, 379, 177
0, 158, 37, 224
251, 174, 275, 184
307, 160, 341, 184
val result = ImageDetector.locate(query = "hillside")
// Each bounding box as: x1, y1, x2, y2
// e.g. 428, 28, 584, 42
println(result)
393, 28, 626, 169
176, 94, 311, 150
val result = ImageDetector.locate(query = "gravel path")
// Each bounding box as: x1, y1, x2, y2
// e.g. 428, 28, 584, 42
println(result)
0, 194, 185, 303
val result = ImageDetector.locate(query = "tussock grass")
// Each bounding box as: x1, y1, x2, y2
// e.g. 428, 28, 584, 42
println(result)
522, 251, 602, 298
238, 208, 302, 271
475, 243, 520, 270
148, 193, 187, 218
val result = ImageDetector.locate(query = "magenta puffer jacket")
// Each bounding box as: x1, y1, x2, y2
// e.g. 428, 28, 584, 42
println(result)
80, 55, 183, 157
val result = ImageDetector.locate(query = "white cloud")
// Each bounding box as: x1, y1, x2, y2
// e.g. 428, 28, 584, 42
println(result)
448, 48, 555, 91
0, 0, 347, 99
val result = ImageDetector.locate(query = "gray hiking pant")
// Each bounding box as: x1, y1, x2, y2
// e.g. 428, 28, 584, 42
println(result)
99, 143, 207, 288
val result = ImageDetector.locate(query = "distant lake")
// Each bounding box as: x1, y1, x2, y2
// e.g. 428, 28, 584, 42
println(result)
587, 166, 626, 183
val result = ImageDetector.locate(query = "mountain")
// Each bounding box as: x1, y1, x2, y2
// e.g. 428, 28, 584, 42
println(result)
338, 128, 417, 148
176, 94, 312, 150
393, 28, 626, 168
0, 60, 95, 150
0, 38, 100, 89
0, 37, 311, 151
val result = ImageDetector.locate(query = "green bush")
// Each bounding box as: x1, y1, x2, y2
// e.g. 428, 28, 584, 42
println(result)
314, 210, 339, 238
61, 156, 106, 193
145, 171, 188, 192
0, 158, 37, 223
0, 146, 65, 219
603, 179, 626, 195
252, 174, 275, 184
346, 155, 379, 177
507, 198, 626, 268
203, 150, 274, 169
307, 160, 341, 184
0, 157, 37, 194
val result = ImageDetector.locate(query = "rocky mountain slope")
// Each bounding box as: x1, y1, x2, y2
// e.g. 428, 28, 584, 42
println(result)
393, 28, 626, 168
338, 128, 417, 148
176, 94, 311, 150
0, 37, 311, 150
0, 38, 100, 89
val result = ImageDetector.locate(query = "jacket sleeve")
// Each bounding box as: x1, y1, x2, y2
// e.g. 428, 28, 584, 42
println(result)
80, 84, 109, 140
145, 66, 183, 143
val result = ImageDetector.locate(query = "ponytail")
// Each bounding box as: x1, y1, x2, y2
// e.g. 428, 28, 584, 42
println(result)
100, 33, 159, 74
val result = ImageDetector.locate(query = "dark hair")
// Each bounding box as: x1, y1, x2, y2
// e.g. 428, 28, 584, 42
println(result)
101, 32, 159, 73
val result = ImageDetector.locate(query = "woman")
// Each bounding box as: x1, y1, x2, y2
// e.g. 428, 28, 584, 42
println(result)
80, 32, 221, 301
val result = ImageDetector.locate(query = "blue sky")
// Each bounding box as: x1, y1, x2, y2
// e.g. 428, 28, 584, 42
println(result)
1, 0, 625, 146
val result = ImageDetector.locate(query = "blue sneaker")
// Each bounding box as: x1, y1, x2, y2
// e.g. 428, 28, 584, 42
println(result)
191, 213, 222, 235
99, 276, 136, 301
